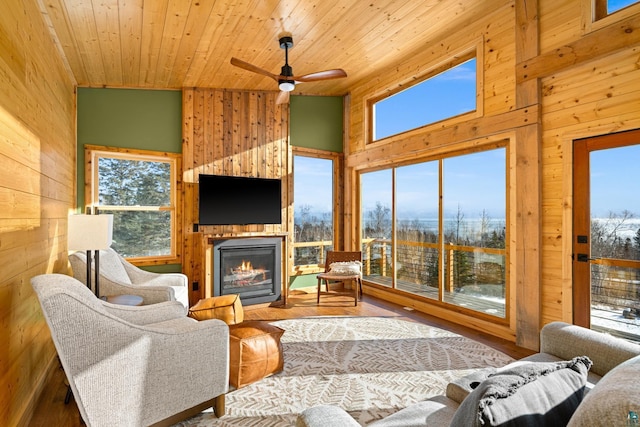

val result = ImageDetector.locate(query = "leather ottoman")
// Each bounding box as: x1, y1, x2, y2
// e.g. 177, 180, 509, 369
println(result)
228, 320, 284, 389
188, 294, 244, 325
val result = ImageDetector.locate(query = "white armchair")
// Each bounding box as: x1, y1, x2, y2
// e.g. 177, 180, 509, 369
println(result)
69, 247, 189, 308
31, 273, 229, 427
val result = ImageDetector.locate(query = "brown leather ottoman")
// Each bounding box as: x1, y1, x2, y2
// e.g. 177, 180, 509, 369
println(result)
188, 294, 244, 325
228, 320, 284, 389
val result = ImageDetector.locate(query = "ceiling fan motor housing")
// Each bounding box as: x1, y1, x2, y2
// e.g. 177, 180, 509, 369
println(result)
279, 36, 293, 50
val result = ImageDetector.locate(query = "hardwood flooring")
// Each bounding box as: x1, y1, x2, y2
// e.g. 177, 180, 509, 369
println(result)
27, 288, 534, 427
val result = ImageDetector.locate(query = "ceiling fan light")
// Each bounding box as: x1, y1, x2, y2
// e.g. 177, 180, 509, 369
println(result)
279, 80, 295, 92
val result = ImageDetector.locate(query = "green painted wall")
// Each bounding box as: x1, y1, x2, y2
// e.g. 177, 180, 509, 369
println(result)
290, 95, 343, 152
76, 88, 182, 272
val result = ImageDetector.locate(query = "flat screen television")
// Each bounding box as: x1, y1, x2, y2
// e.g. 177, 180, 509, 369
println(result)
198, 174, 282, 225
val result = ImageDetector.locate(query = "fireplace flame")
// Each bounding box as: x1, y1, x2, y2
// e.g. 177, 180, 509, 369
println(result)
239, 260, 253, 271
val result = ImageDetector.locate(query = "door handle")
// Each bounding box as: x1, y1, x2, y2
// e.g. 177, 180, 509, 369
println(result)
575, 254, 600, 262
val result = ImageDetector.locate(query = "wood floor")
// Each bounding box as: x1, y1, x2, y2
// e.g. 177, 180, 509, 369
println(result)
28, 288, 534, 427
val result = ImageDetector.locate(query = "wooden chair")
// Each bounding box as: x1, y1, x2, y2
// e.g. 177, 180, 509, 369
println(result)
317, 251, 363, 306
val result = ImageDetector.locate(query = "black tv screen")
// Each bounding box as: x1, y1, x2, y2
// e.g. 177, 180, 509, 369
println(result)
198, 174, 282, 225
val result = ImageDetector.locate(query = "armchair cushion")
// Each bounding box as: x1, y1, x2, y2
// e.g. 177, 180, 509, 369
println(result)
98, 249, 132, 284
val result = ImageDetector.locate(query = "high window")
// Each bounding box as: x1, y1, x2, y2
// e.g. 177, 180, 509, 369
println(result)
361, 145, 507, 320
371, 54, 477, 142
593, 0, 639, 20
86, 146, 180, 263
292, 152, 337, 272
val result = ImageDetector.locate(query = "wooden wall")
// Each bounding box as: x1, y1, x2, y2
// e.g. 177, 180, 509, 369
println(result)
182, 89, 291, 306
0, 0, 76, 425
343, 0, 640, 349
536, 1, 640, 326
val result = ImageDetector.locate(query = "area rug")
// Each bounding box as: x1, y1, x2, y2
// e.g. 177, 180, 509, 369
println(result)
175, 316, 514, 426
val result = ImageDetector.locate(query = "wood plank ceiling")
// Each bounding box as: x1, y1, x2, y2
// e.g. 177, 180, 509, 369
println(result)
38, 0, 494, 95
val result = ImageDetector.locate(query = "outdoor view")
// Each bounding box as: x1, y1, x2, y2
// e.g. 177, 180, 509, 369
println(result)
97, 156, 173, 258
292, 0, 639, 338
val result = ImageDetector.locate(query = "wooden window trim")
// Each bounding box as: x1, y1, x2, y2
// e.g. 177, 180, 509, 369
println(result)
582, 0, 640, 33
366, 42, 483, 145
291, 146, 343, 275
84, 145, 182, 266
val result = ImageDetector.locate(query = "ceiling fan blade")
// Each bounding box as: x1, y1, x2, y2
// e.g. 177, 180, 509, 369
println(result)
230, 57, 279, 82
294, 69, 347, 83
276, 90, 290, 105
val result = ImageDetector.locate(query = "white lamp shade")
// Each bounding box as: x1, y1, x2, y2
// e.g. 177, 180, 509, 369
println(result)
68, 214, 114, 251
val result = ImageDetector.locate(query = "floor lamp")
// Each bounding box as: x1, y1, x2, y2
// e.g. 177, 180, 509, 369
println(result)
68, 214, 113, 297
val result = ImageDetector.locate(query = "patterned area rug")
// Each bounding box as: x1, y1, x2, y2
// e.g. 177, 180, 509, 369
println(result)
176, 316, 514, 426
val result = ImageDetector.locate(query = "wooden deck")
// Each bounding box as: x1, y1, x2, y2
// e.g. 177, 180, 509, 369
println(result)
364, 275, 506, 318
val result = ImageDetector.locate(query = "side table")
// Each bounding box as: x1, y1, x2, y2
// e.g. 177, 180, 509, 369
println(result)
100, 294, 144, 306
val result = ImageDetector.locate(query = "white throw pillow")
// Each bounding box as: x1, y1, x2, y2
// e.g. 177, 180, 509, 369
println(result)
328, 261, 362, 275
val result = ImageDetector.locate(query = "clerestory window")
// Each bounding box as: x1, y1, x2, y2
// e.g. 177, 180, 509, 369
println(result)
597, 0, 639, 18
85, 145, 180, 264
370, 53, 477, 142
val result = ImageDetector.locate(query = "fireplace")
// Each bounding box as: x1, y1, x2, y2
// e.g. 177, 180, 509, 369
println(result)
212, 238, 281, 305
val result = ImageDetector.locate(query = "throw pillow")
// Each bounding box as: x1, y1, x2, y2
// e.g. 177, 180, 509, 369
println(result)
328, 261, 362, 275
449, 356, 592, 427
567, 354, 640, 427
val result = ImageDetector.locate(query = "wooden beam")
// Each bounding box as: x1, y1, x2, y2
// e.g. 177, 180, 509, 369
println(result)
346, 107, 538, 170
514, 0, 541, 350
517, 12, 640, 84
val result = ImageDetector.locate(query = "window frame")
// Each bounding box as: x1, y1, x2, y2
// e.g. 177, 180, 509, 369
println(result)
366, 47, 481, 145
291, 146, 342, 276
358, 140, 509, 324
84, 145, 182, 266
583, 0, 640, 33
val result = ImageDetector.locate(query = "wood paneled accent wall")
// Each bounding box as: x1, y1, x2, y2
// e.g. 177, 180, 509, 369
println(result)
182, 89, 291, 306
0, 0, 76, 425
343, 0, 640, 349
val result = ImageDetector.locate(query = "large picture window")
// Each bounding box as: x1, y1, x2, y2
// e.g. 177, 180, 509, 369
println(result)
371, 54, 477, 141
361, 145, 507, 320
86, 146, 180, 264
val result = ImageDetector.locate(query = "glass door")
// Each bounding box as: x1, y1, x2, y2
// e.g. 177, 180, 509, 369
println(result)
573, 129, 640, 341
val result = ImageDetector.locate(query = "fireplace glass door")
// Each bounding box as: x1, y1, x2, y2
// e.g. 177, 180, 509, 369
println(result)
214, 238, 281, 305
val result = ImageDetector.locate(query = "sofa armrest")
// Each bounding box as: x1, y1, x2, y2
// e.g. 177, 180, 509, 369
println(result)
296, 405, 360, 427
102, 300, 187, 325
540, 322, 640, 376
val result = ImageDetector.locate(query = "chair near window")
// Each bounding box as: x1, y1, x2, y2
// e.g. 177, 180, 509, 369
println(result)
69, 247, 189, 308
317, 251, 363, 306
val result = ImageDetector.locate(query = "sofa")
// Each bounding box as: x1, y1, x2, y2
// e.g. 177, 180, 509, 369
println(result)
297, 322, 640, 426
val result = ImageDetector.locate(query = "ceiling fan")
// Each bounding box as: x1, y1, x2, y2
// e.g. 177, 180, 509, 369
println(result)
230, 36, 347, 104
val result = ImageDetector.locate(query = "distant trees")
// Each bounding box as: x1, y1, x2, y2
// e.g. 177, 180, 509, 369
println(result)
98, 158, 171, 257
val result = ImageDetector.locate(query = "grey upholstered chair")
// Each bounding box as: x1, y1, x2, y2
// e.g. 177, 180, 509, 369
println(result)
31, 273, 229, 427
69, 247, 189, 308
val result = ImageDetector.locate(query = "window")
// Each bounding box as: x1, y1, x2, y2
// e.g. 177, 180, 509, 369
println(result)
371, 55, 477, 141
86, 146, 180, 263
292, 152, 336, 271
593, 0, 640, 21
361, 145, 507, 320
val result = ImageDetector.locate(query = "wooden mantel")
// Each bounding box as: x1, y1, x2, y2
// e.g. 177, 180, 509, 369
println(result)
181, 88, 292, 307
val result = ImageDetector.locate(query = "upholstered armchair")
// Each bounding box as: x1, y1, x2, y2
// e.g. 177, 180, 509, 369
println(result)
69, 247, 189, 308
31, 273, 229, 427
